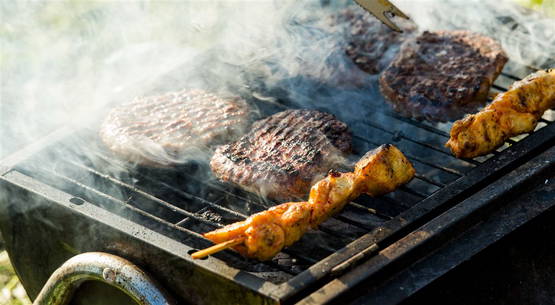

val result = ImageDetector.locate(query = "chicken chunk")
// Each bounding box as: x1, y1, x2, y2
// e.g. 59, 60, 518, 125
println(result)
203, 144, 415, 260
446, 69, 555, 158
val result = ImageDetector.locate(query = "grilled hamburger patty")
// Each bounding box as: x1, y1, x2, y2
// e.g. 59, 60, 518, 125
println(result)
379, 30, 508, 121
210, 109, 352, 200
100, 89, 251, 167
337, 7, 416, 74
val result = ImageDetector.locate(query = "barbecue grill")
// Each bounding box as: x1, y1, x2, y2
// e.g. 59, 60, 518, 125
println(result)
1, 56, 553, 304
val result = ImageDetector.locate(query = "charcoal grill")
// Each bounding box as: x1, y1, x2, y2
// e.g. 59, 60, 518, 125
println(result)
0, 59, 554, 305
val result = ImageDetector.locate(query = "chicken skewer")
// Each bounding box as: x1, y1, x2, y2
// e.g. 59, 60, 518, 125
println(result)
446, 69, 555, 158
192, 144, 415, 261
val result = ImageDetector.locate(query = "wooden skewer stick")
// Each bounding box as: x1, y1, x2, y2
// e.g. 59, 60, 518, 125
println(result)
191, 238, 245, 259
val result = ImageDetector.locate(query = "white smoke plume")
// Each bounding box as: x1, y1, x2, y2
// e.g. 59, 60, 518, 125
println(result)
2, 0, 553, 158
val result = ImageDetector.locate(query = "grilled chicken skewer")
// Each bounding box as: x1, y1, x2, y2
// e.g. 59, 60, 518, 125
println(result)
192, 144, 415, 261
446, 69, 555, 158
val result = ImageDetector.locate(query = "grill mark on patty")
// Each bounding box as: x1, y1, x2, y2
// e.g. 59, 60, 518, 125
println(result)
329, 7, 416, 74
210, 109, 352, 200
99, 89, 252, 167
379, 30, 508, 122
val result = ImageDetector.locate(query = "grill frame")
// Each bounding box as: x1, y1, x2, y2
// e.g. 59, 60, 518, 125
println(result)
1, 66, 554, 304
298, 145, 555, 305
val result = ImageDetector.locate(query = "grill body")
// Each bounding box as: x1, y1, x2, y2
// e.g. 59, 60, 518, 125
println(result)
0, 63, 554, 305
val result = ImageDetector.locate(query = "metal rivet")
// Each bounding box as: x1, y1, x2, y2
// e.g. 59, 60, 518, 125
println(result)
69, 197, 85, 205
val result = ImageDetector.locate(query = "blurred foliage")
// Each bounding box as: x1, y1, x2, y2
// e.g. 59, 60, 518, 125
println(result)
515, 0, 555, 16
0, 252, 31, 305
1, 1, 222, 156
0, 1, 222, 70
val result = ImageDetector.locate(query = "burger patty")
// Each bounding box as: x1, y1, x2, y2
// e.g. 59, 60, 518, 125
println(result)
379, 30, 508, 121
99, 89, 251, 167
331, 6, 416, 75
210, 109, 352, 200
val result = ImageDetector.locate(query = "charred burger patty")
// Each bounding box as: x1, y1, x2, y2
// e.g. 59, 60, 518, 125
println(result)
100, 89, 252, 167
379, 30, 508, 121
338, 7, 416, 74
210, 109, 352, 200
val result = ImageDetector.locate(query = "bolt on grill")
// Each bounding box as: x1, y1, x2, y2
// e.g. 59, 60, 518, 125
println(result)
2, 61, 554, 305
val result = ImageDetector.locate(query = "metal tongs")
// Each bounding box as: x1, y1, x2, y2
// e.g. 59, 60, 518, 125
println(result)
354, 0, 410, 32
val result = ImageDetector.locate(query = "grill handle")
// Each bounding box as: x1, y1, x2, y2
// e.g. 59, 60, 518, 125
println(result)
33, 252, 176, 305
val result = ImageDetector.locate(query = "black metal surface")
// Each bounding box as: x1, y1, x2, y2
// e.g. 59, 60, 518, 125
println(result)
0, 63, 554, 305
401, 198, 555, 305
282, 117, 555, 304
298, 145, 555, 305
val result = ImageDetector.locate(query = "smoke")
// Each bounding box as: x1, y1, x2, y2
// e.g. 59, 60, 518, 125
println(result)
0, 0, 553, 264
394, 0, 555, 71
2, 0, 553, 157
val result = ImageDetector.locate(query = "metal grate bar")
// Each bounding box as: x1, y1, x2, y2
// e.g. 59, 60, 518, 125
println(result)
500, 72, 522, 81
174, 218, 189, 227
31, 166, 204, 239
383, 111, 451, 138
346, 201, 393, 221
354, 135, 464, 177
67, 157, 316, 267
352, 197, 410, 221
333, 214, 380, 231
414, 173, 445, 188
94, 151, 393, 233
361, 119, 481, 166
353, 125, 474, 173
70, 162, 237, 226
146, 158, 400, 221
315, 226, 357, 244
379, 195, 413, 210
67, 160, 244, 227
398, 186, 427, 199
491, 84, 508, 92
167, 169, 387, 234
68, 154, 383, 264
100, 153, 261, 206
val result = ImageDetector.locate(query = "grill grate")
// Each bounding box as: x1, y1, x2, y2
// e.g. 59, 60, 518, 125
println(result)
13, 62, 555, 287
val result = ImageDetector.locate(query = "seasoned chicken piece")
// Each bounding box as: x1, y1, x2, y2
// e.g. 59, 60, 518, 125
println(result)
244, 215, 285, 261
308, 172, 356, 227
354, 144, 417, 197
269, 202, 312, 246
203, 145, 415, 260
204, 202, 311, 260
202, 220, 250, 255
446, 69, 555, 158
309, 144, 415, 226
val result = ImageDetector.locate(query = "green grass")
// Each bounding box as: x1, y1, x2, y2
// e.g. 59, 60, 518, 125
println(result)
515, 0, 555, 16
0, 251, 31, 305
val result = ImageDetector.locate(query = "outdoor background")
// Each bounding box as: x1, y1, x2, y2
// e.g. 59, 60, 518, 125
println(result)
0, 1, 553, 304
